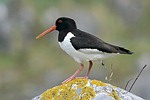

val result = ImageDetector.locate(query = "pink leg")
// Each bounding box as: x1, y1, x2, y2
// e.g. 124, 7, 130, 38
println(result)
85, 61, 93, 78
62, 63, 84, 84
76, 61, 93, 79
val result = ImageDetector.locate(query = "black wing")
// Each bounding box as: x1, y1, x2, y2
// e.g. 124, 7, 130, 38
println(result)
70, 29, 133, 54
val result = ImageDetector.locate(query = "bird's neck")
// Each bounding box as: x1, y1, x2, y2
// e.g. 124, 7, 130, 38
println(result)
58, 29, 74, 42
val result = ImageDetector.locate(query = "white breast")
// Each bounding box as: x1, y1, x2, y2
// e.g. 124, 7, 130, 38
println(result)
59, 32, 115, 63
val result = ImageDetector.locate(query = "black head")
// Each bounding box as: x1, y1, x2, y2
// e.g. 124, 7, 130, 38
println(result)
55, 17, 77, 31
36, 17, 77, 39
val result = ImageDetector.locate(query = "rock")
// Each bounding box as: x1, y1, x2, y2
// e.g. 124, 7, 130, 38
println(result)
32, 78, 144, 100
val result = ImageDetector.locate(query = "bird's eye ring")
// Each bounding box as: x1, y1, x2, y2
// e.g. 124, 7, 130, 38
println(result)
58, 20, 62, 23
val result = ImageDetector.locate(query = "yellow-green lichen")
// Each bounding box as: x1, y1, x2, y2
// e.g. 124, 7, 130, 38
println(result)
91, 79, 107, 86
109, 89, 120, 100
68, 78, 88, 88
41, 78, 96, 100
81, 86, 96, 99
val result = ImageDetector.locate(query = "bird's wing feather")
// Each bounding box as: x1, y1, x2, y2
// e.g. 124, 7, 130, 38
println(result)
70, 36, 116, 53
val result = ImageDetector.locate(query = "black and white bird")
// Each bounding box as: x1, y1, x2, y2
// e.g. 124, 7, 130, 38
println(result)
36, 17, 133, 83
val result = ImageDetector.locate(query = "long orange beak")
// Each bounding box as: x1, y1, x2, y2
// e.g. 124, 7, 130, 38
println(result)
36, 25, 56, 39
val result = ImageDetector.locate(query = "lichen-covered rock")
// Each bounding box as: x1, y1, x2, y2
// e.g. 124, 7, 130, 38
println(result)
32, 78, 144, 100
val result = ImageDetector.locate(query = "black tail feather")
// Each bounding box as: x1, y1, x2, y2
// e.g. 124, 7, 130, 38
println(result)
117, 46, 133, 54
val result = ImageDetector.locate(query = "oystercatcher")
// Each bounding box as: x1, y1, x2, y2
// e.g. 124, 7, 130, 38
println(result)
36, 17, 133, 83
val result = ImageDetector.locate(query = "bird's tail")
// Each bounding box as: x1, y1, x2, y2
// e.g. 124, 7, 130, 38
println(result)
116, 46, 133, 54
104, 42, 133, 54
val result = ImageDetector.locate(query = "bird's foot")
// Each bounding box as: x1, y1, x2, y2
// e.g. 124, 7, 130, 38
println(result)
62, 76, 75, 84
62, 76, 88, 84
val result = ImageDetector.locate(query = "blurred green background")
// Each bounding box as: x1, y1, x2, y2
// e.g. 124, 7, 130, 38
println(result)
0, 0, 150, 100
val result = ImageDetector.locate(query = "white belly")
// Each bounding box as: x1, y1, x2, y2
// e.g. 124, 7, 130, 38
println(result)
59, 32, 114, 63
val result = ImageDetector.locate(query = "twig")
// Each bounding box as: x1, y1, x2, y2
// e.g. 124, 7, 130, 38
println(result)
105, 64, 113, 82
124, 78, 132, 90
129, 65, 147, 92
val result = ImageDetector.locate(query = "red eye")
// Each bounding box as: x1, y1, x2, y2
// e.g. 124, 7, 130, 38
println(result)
58, 20, 62, 23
